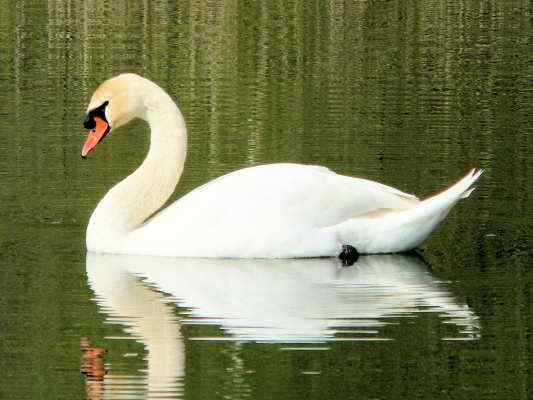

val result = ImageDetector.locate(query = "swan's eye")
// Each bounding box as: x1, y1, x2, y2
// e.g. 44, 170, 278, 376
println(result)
84, 101, 109, 129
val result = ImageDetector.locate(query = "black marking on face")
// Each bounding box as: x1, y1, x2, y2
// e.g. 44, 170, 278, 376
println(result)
83, 101, 109, 129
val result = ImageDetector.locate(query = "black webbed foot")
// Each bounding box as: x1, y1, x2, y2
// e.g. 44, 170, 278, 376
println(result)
338, 244, 359, 266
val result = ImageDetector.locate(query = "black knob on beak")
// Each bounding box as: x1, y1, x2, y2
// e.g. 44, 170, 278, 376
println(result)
84, 101, 109, 130
83, 113, 95, 130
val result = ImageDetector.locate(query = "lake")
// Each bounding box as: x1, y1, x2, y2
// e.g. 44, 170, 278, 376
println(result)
0, 1, 530, 399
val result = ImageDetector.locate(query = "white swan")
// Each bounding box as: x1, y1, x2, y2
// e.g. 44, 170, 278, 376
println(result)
82, 73, 482, 258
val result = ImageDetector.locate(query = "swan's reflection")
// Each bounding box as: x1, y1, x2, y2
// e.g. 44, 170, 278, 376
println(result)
86, 254, 184, 399
85, 253, 479, 398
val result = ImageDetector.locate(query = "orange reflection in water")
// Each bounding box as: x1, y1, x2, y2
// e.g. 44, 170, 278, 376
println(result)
80, 337, 107, 400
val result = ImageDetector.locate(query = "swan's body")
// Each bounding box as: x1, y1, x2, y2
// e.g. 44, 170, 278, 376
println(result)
83, 74, 482, 258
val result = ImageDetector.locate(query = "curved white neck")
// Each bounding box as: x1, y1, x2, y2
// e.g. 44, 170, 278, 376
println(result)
87, 85, 187, 249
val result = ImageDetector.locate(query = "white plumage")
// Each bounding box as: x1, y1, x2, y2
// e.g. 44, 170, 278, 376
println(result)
83, 74, 483, 258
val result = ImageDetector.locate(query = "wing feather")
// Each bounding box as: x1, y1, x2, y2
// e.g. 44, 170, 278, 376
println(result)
146, 163, 419, 231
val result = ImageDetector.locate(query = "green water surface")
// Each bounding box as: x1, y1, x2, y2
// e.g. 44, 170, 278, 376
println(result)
0, 1, 531, 399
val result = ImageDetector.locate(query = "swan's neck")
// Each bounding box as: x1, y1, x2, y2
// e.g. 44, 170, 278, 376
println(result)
87, 88, 187, 249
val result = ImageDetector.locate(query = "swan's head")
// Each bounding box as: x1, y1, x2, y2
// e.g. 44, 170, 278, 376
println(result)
82, 73, 147, 158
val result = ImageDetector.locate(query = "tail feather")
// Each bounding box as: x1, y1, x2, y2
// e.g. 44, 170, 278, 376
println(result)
386, 168, 484, 251
456, 168, 484, 199
424, 168, 483, 204
460, 187, 476, 199
464, 169, 484, 195
398, 168, 484, 230
333, 168, 484, 254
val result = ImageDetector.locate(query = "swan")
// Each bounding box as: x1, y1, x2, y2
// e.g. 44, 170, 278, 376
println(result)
81, 73, 483, 258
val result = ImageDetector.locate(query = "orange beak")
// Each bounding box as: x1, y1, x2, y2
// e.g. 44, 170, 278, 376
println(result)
81, 117, 110, 158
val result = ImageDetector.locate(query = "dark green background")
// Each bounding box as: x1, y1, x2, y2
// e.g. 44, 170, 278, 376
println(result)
0, 1, 530, 399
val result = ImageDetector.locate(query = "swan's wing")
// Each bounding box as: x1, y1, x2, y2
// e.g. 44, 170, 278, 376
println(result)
147, 163, 419, 230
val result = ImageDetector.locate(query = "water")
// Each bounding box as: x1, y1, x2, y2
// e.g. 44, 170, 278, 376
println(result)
0, 1, 530, 399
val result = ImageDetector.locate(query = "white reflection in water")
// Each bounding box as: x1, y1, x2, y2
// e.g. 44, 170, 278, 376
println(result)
86, 253, 479, 398
86, 254, 185, 399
